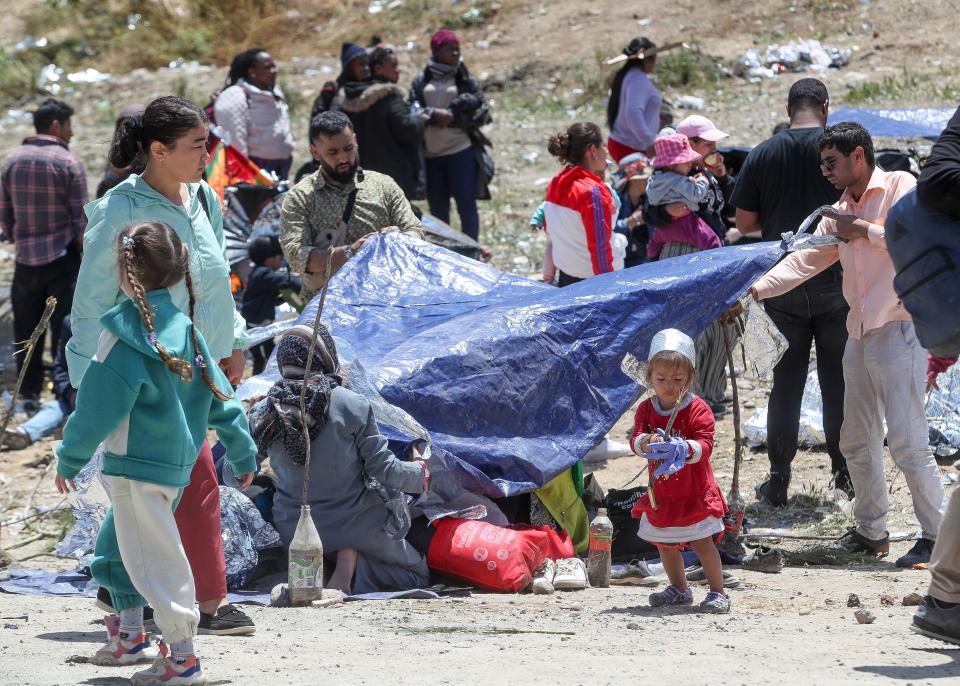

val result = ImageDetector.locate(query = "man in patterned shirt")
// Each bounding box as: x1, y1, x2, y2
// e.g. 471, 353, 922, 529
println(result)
280, 110, 420, 296
0, 99, 88, 410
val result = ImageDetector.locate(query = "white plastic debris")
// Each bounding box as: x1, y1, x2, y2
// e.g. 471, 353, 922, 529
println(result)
13, 36, 48, 53
674, 95, 706, 111
66, 68, 111, 84
736, 39, 851, 79
36, 64, 63, 94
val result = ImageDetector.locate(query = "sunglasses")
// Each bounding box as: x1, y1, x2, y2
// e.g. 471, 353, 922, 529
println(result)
819, 155, 845, 171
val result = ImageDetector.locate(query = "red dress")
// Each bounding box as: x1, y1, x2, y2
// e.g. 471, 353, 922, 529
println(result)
629, 395, 726, 529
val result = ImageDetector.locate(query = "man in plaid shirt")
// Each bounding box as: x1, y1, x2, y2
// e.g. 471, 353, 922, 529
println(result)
0, 99, 88, 410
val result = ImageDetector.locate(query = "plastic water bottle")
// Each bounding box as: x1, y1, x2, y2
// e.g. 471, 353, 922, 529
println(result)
287, 505, 323, 606
587, 508, 614, 588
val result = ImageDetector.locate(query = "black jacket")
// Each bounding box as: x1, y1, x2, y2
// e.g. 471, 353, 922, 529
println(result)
341, 78, 425, 200
241, 266, 301, 325
410, 62, 493, 199
918, 105, 960, 219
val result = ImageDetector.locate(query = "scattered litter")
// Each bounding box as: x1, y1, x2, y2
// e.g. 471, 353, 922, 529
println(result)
847, 593, 861, 607
854, 609, 876, 624
36, 64, 64, 94
533, 176, 551, 187
66, 69, 111, 84
911, 562, 929, 571
637, 18, 652, 26
736, 40, 851, 81
522, 151, 539, 163
902, 592, 922, 606
2, 623, 17, 629
13, 36, 48, 53
65, 655, 90, 664
626, 622, 641, 630
311, 589, 345, 609
673, 95, 706, 111
879, 593, 896, 606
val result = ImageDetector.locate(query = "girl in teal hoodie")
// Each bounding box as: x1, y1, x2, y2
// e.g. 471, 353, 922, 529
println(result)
56, 221, 256, 686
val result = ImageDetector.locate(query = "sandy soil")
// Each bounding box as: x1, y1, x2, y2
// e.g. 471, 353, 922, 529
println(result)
2, 1, 960, 683
1, 376, 958, 685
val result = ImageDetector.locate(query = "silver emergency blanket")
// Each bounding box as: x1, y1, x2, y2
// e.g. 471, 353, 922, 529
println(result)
744, 361, 960, 457
56, 451, 110, 571
219, 485, 281, 589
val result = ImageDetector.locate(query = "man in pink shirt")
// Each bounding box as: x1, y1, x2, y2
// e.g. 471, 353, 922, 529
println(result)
748, 122, 945, 567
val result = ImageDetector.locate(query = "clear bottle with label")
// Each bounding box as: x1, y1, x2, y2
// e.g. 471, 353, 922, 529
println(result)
287, 504, 323, 606
586, 508, 614, 588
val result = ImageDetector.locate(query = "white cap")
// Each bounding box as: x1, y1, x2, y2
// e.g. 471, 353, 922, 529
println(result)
648, 328, 696, 369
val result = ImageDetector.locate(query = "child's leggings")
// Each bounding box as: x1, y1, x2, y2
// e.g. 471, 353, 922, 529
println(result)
92, 476, 199, 644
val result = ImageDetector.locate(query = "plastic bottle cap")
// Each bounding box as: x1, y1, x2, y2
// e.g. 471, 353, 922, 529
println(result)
598, 508, 607, 516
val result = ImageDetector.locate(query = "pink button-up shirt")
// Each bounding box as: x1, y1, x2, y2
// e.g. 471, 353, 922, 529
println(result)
753, 167, 916, 340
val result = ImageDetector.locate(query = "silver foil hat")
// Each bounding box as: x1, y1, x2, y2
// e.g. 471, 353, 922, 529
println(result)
648, 328, 696, 369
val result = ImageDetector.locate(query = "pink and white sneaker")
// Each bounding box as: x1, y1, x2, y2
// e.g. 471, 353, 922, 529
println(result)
91, 614, 158, 666
131, 642, 207, 685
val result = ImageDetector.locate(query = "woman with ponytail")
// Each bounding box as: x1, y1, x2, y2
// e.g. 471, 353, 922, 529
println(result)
67, 95, 258, 637
542, 122, 625, 286
56, 221, 256, 686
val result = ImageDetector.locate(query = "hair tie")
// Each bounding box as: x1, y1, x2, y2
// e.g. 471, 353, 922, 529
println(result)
122, 235, 135, 247
194, 354, 206, 370
147, 332, 158, 345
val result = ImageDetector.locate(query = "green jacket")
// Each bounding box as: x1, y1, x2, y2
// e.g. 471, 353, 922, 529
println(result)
66, 175, 248, 388
57, 289, 257, 488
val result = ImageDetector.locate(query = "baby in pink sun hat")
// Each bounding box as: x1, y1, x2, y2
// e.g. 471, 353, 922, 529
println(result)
645, 132, 722, 260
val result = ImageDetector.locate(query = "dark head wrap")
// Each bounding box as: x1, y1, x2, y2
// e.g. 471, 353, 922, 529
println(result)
250, 324, 341, 465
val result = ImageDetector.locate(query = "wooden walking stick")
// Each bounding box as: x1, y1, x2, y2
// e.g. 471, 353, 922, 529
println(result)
0, 297, 56, 447
723, 322, 746, 539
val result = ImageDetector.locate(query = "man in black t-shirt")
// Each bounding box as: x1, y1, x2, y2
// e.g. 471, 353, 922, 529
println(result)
732, 79, 851, 506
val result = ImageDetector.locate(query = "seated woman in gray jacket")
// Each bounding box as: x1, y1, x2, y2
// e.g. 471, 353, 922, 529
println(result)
249, 324, 429, 594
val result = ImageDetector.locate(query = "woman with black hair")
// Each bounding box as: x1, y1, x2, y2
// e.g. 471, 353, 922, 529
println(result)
70, 95, 257, 638
607, 36, 662, 163
214, 48, 295, 180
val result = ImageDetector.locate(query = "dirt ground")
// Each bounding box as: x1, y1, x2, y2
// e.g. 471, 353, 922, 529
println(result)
2, 0, 960, 682
1, 375, 959, 685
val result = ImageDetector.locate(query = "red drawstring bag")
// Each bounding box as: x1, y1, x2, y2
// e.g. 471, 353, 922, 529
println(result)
427, 518, 574, 592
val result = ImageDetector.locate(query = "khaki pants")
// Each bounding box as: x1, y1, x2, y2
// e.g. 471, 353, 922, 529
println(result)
840, 321, 945, 540
929, 487, 960, 602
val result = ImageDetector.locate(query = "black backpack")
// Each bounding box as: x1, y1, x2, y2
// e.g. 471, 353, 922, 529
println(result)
886, 188, 960, 357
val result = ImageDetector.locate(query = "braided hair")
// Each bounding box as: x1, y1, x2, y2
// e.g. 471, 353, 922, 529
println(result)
115, 221, 231, 401
226, 47, 268, 88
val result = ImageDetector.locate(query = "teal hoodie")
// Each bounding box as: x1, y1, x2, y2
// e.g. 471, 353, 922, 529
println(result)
57, 289, 257, 488
66, 174, 248, 388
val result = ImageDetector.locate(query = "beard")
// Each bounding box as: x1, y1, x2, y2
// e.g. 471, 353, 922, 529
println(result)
320, 158, 359, 184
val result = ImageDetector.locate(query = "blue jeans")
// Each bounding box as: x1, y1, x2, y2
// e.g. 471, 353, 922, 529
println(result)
18, 399, 64, 443
425, 146, 479, 240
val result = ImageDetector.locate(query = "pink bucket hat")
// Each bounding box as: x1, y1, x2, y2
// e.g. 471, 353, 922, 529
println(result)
676, 115, 729, 142
650, 133, 701, 168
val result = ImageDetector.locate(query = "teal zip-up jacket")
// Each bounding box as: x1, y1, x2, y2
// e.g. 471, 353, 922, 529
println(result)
57, 289, 257, 488
66, 175, 248, 388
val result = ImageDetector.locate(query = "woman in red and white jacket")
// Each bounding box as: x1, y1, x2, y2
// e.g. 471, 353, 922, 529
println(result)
543, 122, 625, 287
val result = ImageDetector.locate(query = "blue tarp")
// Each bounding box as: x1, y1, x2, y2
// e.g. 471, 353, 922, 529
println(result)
242, 233, 782, 498
829, 107, 954, 139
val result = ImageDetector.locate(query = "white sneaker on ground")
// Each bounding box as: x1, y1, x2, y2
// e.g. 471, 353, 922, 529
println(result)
553, 558, 588, 591
531, 559, 557, 595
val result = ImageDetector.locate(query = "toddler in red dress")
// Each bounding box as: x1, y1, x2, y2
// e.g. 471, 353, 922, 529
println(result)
630, 328, 731, 613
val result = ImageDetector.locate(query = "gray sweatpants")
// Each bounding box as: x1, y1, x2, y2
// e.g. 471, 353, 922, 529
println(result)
839, 321, 944, 541
929, 487, 960, 602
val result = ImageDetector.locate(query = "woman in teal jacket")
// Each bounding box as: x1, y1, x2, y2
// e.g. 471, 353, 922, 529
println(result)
67, 96, 255, 636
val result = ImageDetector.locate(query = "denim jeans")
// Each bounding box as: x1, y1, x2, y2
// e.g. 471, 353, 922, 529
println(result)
18, 399, 65, 443
425, 146, 479, 240
763, 277, 851, 496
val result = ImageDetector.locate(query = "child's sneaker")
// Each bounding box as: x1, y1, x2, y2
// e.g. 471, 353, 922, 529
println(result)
699, 591, 732, 614
648, 584, 694, 607
132, 642, 206, 685
91, 614, 158, 666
